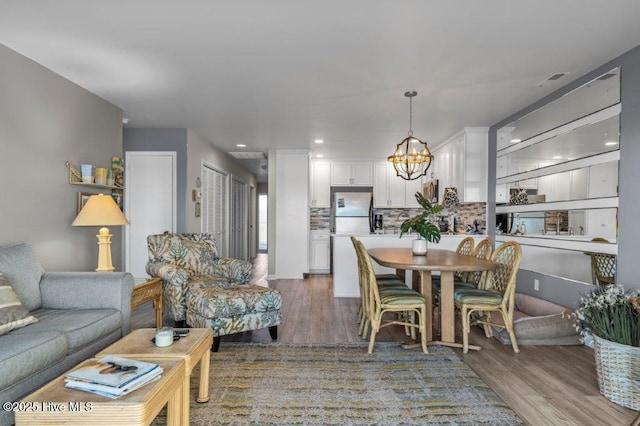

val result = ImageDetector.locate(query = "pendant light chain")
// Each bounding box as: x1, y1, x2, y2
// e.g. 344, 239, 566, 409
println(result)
408, 95, 413, 137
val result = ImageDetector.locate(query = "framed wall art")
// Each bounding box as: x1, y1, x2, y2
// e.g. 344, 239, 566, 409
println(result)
77, 192, 92, 213
422, 179, 439, 204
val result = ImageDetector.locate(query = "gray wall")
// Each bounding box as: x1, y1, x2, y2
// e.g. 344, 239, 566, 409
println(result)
0, 44, 124, 271
489, 44, 640, 307
123, 128, 188, 233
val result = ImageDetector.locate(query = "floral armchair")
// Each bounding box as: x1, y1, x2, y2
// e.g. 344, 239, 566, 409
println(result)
146, 232, 281, 351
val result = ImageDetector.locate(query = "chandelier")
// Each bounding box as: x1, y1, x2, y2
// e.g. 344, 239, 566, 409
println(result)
387, 91, 433, 181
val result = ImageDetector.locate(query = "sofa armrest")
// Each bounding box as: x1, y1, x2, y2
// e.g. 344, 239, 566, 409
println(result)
211, 257, 252, 284
146, 261, 190, 321
39, 272, 135, 336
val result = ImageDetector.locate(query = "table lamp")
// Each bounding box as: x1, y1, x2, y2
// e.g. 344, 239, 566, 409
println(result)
72, 193, 130, 272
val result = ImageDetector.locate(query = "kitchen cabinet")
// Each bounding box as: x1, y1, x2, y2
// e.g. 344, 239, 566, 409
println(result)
309, 159, 330, 207
432, 127, 488, 202
331, 162, 372, 186
309, 231, 330, 273
373, 162, 423, 208
373, 162, 405, 207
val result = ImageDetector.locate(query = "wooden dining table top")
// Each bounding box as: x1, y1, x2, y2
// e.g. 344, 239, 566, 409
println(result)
367, 248, 495, 272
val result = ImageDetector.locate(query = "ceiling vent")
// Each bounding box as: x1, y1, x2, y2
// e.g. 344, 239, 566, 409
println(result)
229, 151, 266, 159
535, 72, 569, 87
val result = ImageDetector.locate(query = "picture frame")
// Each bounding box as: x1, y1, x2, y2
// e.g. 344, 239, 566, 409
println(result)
422, 179, 439, 204
77, 192, 92, 213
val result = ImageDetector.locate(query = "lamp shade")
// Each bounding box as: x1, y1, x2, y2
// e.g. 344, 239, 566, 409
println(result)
72, 193, 129, 227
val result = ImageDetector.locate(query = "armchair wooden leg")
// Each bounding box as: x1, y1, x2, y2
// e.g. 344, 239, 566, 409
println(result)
268, 325, 278, 340
211, 336, 221, 352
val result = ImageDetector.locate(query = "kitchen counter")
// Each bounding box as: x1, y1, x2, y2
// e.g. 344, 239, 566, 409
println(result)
332, 233, 487, 297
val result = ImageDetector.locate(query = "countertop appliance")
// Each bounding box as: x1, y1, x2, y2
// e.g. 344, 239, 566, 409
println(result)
374, 214, 383, 230
332, 188, 374, 234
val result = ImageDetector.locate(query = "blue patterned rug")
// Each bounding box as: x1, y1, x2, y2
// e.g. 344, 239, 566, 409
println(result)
156, 342, 523, 425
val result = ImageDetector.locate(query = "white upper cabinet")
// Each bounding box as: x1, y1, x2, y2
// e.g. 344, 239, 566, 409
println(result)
309, 159, 331, 207
432, 127, 488, 202
331, 162, 373, 186
374, 162, 404, 207
373, 162, 423, 208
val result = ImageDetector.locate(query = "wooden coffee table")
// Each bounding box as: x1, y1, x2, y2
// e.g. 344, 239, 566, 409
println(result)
15, 358, 185, 425
131, 277, 163, 328
97, 328, 213, 426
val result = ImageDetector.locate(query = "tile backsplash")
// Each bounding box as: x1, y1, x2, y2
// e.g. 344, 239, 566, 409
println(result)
309, 203, 486, 233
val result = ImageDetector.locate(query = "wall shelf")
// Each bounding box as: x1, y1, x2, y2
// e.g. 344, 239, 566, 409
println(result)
66, 161, 125, 190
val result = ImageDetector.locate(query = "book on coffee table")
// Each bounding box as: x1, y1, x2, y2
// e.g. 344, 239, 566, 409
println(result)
64, 355, 162, 398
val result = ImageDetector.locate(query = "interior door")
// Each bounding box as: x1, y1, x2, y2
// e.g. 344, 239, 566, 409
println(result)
124, 151, 177, 281
230, 178, 247, 260
201, 165, 229, 256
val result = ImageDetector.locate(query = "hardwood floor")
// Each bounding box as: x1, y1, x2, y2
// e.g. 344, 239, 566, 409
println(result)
131, 254, 638, 425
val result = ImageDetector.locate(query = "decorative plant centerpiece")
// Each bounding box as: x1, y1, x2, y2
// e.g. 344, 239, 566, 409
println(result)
574, 285, 640, 410
399, 192, 443, 255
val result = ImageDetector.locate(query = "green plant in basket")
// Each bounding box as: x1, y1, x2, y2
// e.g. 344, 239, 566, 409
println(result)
575, 284, 640, 347
399, 192, 444, 243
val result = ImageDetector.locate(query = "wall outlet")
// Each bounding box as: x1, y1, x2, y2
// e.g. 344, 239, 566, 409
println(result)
534, 279, 540, 291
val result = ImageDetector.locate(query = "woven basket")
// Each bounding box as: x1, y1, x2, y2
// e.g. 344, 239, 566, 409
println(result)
593, 335, 640, 410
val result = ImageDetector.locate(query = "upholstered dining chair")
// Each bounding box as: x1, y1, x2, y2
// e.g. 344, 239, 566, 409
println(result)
454, 241, 522, 354
351, 237, 409, 338
353, 239, 428, 354
589, 237, 616, 287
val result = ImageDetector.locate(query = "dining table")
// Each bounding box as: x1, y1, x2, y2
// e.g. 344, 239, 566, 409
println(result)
367, 247, 496, 351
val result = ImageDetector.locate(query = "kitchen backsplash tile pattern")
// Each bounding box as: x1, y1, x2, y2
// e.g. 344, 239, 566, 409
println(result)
310, 208, 331, 230
310, 203, 486, 234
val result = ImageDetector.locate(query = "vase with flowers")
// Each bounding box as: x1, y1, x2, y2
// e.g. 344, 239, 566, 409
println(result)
575, 285, 640, 410
399, 192, 443, 255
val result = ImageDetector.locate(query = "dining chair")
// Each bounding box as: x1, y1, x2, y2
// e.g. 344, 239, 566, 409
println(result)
462, 238, 494, 288
431, 236, 475, 289
432, 237, 493, 334
454, 241, 522, 354
350, 237, 407, 338
353, 239, 428, 354
589, 237, 615, 287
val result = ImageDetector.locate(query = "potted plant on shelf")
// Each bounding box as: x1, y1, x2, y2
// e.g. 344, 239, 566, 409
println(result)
399, 192, 444, 255
575, 285, 640, 410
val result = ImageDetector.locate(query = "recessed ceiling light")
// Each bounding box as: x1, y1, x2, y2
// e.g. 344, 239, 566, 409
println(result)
314, 139, 324, 144
605, 141, 619, 146
510, 139, 521, 143
316, 154, 324, 158
122, 117, 129, 124
552, 156, 562, 160
236, 144, 246, 148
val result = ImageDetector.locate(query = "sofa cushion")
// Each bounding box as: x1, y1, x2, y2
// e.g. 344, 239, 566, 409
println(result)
0, 331, 67, 390
0, 243, 44, 311
187, 285, 282, 318
189, 275, 239, 290
11, 308, 121, 353
0, 273, 38, 335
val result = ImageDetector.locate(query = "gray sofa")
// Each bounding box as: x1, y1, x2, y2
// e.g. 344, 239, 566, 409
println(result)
0, 243, 134, 426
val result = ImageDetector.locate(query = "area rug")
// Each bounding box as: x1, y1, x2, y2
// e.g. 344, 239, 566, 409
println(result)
155, 343, 523, 425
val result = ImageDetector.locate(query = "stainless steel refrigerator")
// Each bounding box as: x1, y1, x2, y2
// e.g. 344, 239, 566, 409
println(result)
332, 189, 374, 234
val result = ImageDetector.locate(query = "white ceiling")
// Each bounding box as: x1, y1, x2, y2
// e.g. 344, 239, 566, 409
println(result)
3, 1, 640, 182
